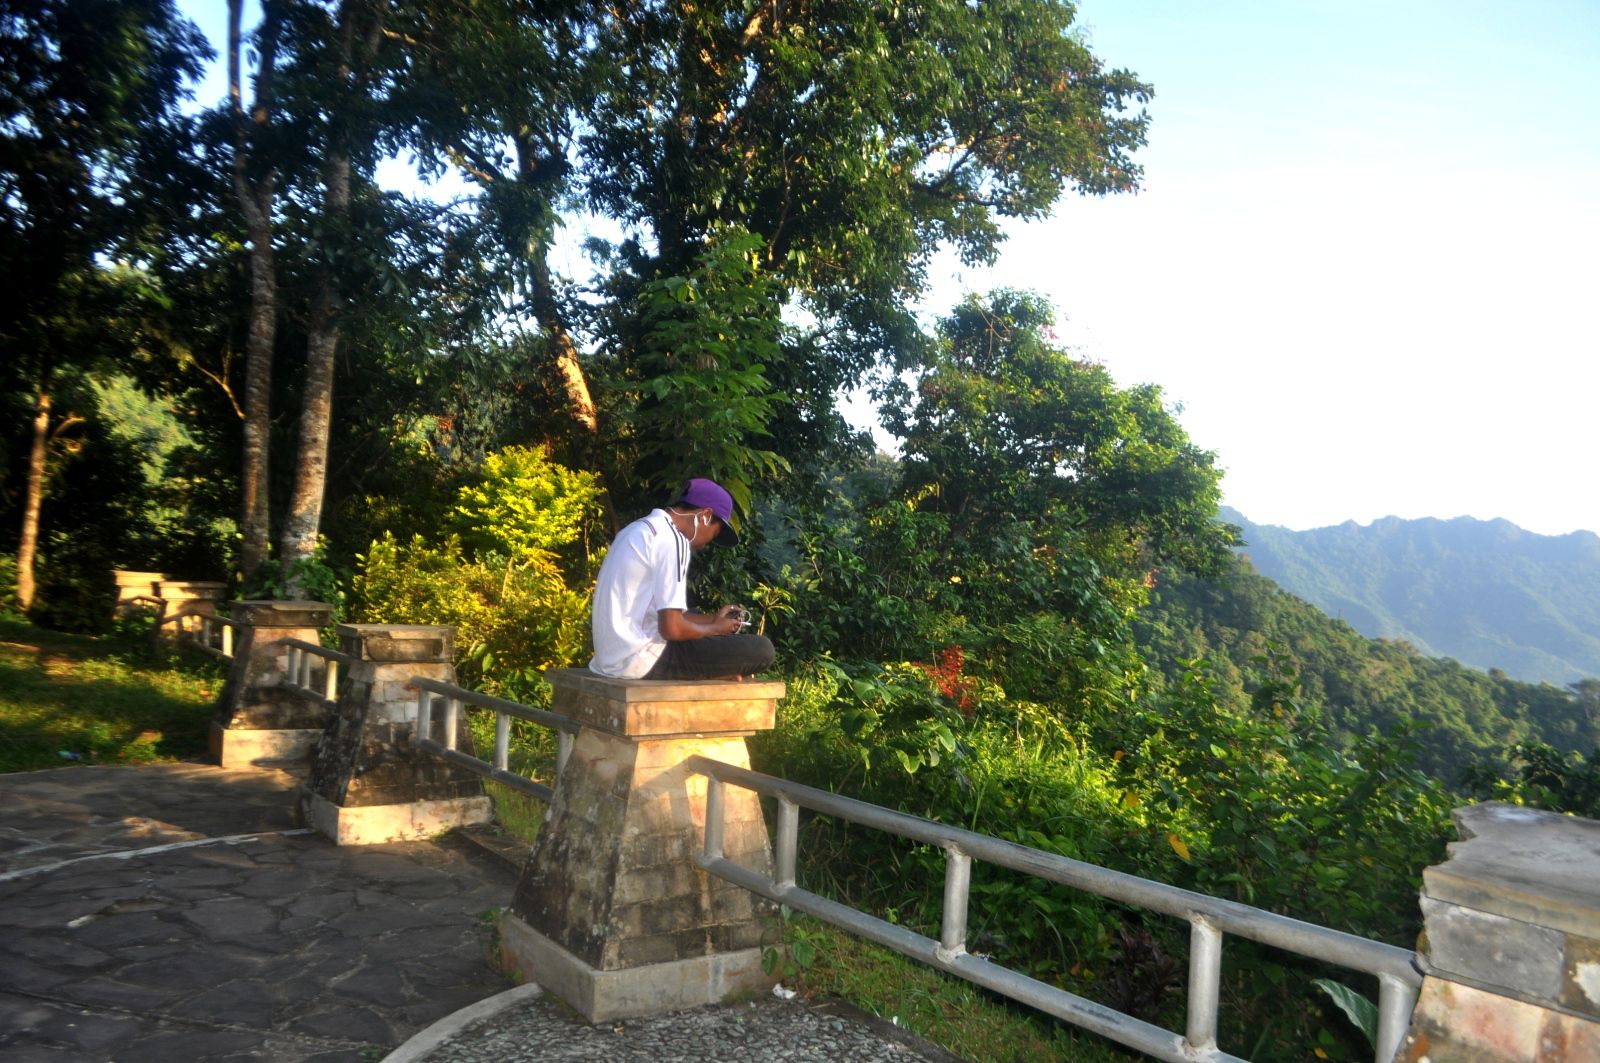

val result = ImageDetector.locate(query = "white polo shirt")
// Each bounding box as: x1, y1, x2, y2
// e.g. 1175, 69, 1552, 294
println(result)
588, 509, 690, 677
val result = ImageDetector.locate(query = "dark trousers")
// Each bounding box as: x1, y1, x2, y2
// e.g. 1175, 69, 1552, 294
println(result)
644, 634, 775, 680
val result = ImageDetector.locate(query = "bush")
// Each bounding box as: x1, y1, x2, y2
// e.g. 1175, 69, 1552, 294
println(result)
349, 447, 602, 701
352, 533, 590, 702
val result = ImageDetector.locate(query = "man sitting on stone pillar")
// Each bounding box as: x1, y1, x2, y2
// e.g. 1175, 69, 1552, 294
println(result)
589, 477, 775, 681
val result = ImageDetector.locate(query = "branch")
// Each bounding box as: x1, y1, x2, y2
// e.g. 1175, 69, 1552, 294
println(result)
195, 346, 245, 420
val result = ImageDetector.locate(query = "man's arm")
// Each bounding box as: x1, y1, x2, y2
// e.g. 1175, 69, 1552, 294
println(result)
658, 605, 744, 641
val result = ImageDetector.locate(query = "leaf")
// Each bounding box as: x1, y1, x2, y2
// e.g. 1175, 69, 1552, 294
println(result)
1312, 978, 1378, 1047
1166, 833, 1191, 861
1121, 789, 1140, 809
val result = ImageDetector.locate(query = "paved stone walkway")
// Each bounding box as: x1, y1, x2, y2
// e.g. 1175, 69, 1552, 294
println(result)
0, 763, 958, 1062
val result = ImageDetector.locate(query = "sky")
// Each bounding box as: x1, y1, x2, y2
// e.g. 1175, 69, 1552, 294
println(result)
919, 1, 1600, 536
184, 1, 1600, 537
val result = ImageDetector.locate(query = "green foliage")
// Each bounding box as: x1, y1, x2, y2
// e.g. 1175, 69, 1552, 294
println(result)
0, 616, 225, 772
761, 904, 822, 982
352, 533, 588, 702
1313, 979, 1378, 1048
243, 538, 346, 638
619, 228, 792, 516
1463, 742, 1600, 818
351, 446, 599, 700
889, 291, 1237, 577
448, 444, 605, 566
1139, 555, 1599, 781
752, 644, 1454, 1061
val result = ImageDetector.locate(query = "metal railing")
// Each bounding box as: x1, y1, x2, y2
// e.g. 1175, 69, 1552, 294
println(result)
190, 613, 242, 659
147, 603, 240, 660
687, 755, 1420, 1063
409, 678, 579, 802
282, 638, 355, 707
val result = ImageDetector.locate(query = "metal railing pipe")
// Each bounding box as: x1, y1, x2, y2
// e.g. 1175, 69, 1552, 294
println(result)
699, 853, 1239, 1063
412, 736, 554, 802
703, 777, 726, 861
1185, 916, 1222, 1053
494, 711, 510, 772
443, 698, 459, 751
684, 757, 1420, 986
940, 848, 972, 958
775, 798, 799, 889
1376, 972, 1419, 1063
408, 677, 581, 736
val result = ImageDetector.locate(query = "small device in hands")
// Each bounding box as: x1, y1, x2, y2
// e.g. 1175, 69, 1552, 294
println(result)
729, 606, 752, 631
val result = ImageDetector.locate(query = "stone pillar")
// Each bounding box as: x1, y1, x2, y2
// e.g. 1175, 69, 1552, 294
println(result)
112, 570, 167, 619
209, 600, 335, 769
1396, 802, 1600, 1062
499, 668, 785, 1022
153, 579, 228, 643
299, 623, 490, 845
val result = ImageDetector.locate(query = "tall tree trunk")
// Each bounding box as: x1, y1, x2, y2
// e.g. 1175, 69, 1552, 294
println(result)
510, 133, 615, 531
229, 0, 282, 583
280, 5, 356, 595
15, 387, 51, 612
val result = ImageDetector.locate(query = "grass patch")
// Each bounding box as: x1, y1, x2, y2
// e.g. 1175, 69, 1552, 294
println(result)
0, 615, 227, 772
792, 919, 1129, 1063
484, 778, 548, 845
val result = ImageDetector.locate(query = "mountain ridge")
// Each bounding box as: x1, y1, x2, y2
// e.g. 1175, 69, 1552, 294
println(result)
1219, 507, 1600, 685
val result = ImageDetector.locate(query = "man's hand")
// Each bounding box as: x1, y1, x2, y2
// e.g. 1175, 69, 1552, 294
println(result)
659, 605, 747, 640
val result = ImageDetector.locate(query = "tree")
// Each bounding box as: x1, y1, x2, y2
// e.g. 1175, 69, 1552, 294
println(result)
890, 290, 1236, 578
390, 0, 602, 443
227, 0, 285, 582
0, 0, 208, 609
580, 0, 1153, 488
278, 0, 377, 592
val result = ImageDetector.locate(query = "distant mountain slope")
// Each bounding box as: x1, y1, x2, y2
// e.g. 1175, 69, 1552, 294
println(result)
1135, 556, 1597, 782
1219, 507, 1600, 684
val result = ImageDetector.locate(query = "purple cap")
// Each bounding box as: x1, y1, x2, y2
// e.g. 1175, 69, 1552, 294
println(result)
675, 478, 739, 546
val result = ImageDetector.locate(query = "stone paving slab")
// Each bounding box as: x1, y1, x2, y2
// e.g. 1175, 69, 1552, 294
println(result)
0, 763, 517, 1061
0, 763, 965, 1063
0, 763, 302, 871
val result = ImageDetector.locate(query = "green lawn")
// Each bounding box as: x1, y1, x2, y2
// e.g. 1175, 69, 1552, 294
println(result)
0, 616, 227, 773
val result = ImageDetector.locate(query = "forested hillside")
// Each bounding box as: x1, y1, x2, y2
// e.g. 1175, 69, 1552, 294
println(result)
1220, 507, 1600, 685
1136, 554, 1599, 782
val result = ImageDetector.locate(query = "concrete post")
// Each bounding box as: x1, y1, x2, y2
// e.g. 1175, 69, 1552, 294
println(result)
499, 668, 785, 1022
299, 623, 490, 845
152, 579, 228, 643
209, 600, 335, 769
1396, 802, 1600, 1062
112, 570, 166, 619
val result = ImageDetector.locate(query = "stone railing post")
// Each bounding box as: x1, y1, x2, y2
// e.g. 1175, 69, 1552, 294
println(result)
153, 579, 228, 643
112, 570, 167, 619
499, 668, 785, 1022
209, 600, 335, 769
299, 623, 490, 845
1396, 802, 1600, 1061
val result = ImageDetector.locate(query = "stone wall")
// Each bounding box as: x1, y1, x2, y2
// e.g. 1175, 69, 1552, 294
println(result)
1398, 803, 1600, 1061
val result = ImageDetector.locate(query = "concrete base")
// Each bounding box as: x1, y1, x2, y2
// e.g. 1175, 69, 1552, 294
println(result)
299, 789, 493, 846
497, 910, 774, 1023
210, 720, 322, 769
